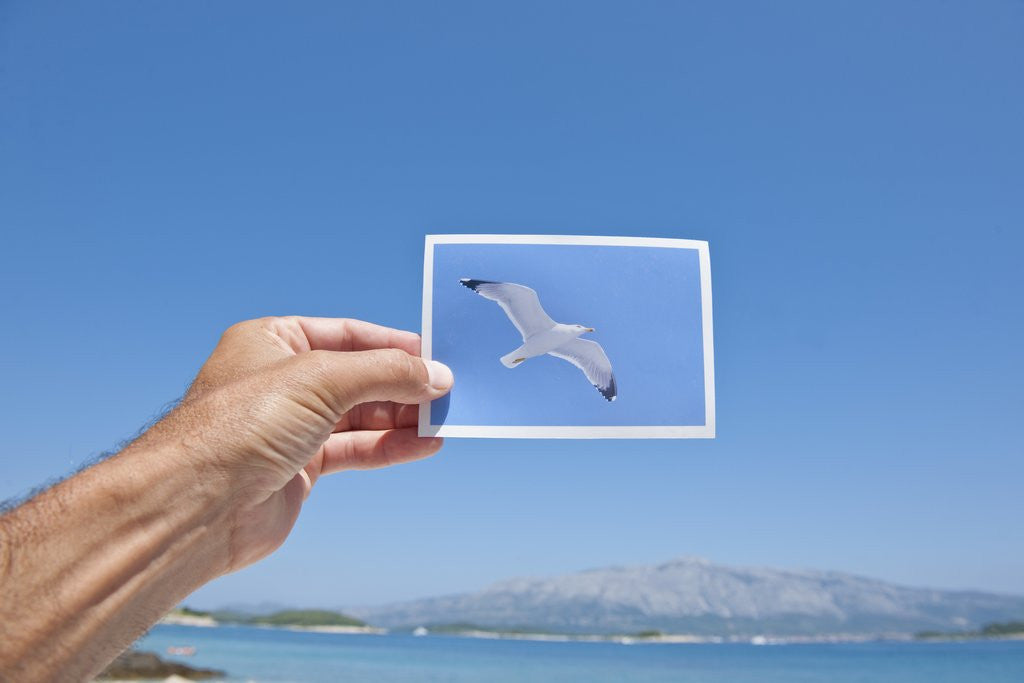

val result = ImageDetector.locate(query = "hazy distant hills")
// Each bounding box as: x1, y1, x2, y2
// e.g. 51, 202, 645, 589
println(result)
348, 557, 1024, 636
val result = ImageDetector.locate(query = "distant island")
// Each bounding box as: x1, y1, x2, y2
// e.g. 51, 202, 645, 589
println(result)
916, 621, 1024, 641
163, 606, 384, 633
161, 558, 1024, 642
348, 557, 1024, 638
160, 609, 1024, 645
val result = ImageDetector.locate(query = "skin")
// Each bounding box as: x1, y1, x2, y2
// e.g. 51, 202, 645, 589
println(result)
0, 316, 454, 681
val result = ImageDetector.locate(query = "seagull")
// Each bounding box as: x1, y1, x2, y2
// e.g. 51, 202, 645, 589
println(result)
460, 278, 617, 401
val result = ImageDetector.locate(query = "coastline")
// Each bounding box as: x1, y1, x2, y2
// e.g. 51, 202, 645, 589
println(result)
161, 613, 218, 628
160, 614, 385, 635
417, 629, 912, 645
158, 611, 1024, 646
156, 620, 1024, 646
272, 624, 387, 635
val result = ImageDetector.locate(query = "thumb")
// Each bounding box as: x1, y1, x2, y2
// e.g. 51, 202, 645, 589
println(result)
300, 348, 454, 413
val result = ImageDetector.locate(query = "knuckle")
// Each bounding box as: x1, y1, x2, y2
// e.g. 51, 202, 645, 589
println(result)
381, 348, 420, 387
287, 351, 342, 415
303, 349, 334, 376
223, 318, 264, 339
361, 348, 412, 389
221, 321, 246, 340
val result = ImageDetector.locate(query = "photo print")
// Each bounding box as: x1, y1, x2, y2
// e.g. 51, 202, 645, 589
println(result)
419, 235, 715, 438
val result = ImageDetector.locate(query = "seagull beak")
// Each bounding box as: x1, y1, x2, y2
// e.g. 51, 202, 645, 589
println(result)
585, 327, 595, 332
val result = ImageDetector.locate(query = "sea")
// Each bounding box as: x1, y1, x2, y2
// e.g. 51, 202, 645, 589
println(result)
138, 624, 1024, 682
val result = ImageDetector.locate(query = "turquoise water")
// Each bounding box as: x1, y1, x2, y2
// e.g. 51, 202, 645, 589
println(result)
139, 625, 1024, 682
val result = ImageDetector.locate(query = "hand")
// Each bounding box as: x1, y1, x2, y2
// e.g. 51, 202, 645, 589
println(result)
138, 316, 454, 571
0, 316, 453, 681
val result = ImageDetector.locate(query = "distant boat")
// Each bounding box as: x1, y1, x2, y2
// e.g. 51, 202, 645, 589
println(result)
166, 646, 196, 656
412, 627, 428, 637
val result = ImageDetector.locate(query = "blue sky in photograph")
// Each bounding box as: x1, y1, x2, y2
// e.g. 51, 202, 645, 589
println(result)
1, 1, 1022, 608
430, 242, 706, 427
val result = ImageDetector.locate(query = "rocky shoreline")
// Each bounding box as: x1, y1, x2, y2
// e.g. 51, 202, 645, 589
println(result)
96, 649, 224, 681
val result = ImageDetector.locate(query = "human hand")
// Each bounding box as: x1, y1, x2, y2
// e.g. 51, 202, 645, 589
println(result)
140, 316, 453, 573
0, 316, 453, 681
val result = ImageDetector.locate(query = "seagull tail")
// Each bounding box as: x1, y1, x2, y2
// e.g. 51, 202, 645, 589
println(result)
500, 350, 524, 368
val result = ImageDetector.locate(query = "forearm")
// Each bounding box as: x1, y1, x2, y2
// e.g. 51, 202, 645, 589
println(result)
0, 442, 236, 681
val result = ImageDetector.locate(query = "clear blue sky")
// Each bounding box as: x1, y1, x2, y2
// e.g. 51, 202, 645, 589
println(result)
430, 242, 706, 426
1, 1, 1021, 609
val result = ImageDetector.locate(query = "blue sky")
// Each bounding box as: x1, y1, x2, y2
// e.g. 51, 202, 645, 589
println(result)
430, 242, 706, 426
1, 1, 1022, 608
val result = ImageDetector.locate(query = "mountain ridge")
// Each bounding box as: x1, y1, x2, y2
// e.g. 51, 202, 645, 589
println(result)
346, 557, 1024, 636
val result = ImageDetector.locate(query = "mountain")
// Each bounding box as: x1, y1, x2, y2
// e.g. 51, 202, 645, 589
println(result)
348, 557, 1024, 636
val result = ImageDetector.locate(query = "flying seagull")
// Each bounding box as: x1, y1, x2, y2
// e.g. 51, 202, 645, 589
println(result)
460, 278, 617, 401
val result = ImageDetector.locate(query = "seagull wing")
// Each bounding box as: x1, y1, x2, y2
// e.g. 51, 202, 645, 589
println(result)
460, 279, 556, 339
548, 338, 617, 402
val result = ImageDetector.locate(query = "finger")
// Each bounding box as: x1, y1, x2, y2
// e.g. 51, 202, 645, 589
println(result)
303, 348, 453, 413
269, 317, 421, 355
318, 428, 443, 473
296, 469, 313, 501
336, 401, 419, 432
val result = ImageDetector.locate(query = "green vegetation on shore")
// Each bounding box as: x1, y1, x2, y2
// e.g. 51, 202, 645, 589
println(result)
248, 609, 366, 628
980, 621, 1024, 636
171, 606, 367, 628
170, 609, 1024, 641
916, 621, 1024, 640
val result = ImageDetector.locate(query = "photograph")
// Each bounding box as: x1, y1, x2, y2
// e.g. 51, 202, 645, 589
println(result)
419, 235, 715, 438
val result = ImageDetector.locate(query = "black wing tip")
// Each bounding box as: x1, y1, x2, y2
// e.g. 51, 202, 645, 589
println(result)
459, 278, 496, 291
598, 376, 617, 402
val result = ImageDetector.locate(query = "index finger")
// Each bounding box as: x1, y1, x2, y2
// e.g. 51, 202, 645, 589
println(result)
274, 317, 421, 355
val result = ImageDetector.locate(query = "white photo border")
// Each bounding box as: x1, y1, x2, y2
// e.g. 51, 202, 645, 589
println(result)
419, 234, 716, 439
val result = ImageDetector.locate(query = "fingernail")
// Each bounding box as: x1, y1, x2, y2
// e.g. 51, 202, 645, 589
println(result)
426, 360, 454, 391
